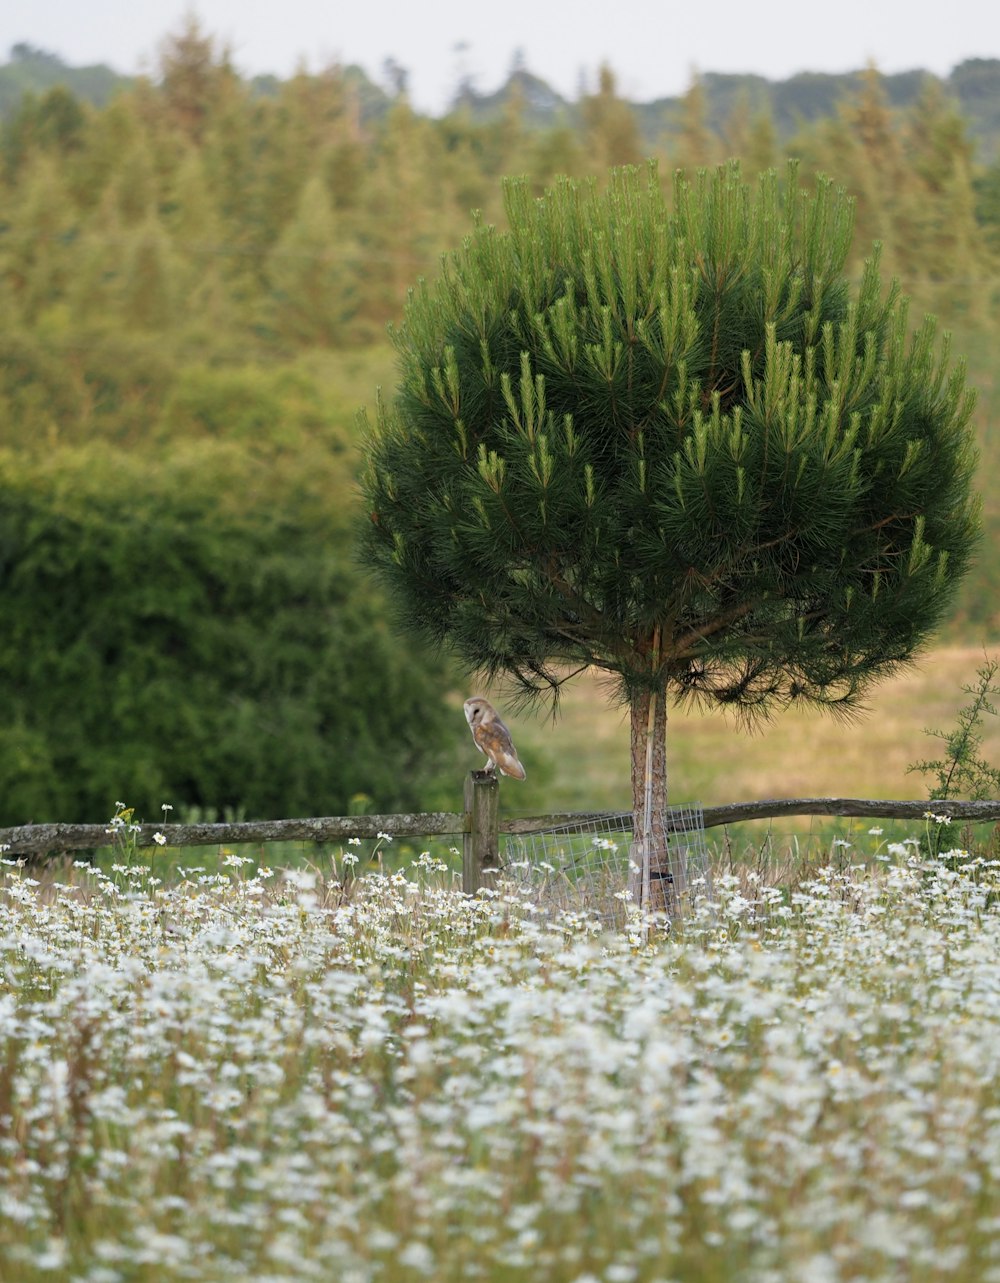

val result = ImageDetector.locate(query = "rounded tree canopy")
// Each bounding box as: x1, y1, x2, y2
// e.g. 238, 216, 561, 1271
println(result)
361, 160, 980, 719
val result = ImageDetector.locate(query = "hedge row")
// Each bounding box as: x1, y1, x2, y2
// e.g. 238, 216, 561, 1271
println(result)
0, 441, 459, 827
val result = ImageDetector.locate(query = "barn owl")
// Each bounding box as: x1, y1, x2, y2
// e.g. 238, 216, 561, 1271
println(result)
463, 697, 526, 781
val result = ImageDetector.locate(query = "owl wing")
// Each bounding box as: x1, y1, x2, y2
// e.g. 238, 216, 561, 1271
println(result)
474, 719, 526, 780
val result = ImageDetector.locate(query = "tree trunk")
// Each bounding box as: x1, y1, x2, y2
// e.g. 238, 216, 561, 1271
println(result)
628, 683, 671, 913
628, 686, 650, 906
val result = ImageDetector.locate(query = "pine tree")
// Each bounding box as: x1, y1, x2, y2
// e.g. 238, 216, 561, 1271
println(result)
360, 100, 449, 324
161, 148, 236, 339
580, 65, 644, 170
265, 172, 360, 346
360, 162, 981, 897
0, 85, 86, 183
3, 154, 78, 322
67, 95, 142, 214
157, 14, 240, 143
723, 95, 777, 175
673, 75, 717, 170
812, 67, 913, 282
904, 79, 984, 319
110, 141, 158, 224
119, 210, 179, 330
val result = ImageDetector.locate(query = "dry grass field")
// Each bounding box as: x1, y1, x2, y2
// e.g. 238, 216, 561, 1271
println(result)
505, 645, 1000, 827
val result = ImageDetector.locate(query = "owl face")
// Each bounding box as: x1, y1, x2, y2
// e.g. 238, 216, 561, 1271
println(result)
463, 697, 491, 729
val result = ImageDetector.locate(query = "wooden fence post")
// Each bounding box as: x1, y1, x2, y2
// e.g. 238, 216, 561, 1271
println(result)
463, 771, 500, 894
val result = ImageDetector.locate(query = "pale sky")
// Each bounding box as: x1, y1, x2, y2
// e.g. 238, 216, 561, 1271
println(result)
2, 0, 997, 113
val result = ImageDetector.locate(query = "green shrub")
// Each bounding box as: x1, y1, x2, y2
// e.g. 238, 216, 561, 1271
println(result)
0, 441, 460, 826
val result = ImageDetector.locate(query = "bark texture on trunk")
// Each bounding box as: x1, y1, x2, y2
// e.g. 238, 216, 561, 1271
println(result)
629, 687, 652, 840
628, 686, 651, 906
628, 684, 673, 913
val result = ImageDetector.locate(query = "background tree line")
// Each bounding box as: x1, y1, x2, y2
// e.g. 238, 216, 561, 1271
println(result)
3, 27, 999, 350
0, 20, 998, 826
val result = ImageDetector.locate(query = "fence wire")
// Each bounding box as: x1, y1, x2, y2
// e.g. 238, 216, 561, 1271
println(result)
501, 803, 713, 926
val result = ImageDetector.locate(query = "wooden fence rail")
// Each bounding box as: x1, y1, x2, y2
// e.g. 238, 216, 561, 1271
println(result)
3, 779, 1000, 893
3, 793, 1000, 855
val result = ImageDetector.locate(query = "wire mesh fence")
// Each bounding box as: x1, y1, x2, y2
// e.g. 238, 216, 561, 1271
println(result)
501, 803, 713, 926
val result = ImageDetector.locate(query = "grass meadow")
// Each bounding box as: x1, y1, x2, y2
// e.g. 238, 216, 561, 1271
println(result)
4, 840, 1000, 1281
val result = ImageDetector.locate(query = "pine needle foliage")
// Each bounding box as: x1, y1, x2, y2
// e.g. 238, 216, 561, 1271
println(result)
361, 160, 980, 746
